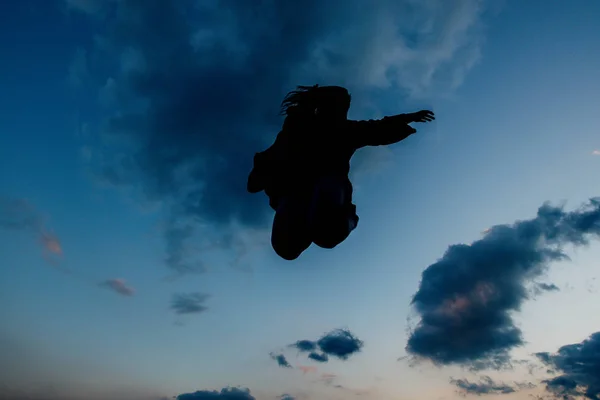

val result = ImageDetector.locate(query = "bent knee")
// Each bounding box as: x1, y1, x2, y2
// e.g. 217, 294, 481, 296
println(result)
313, 236, 343, 249
312, 222, 351, 249
311, 214, 358, 250
313, 226, 351, 249
271, 234, 310, 261
276, 249, 303, 261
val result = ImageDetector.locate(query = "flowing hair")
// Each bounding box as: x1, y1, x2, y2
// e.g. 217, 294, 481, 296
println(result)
279, 84, 351, 116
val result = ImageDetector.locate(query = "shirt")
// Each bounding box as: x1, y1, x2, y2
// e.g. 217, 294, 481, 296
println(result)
247, 113, 417, 210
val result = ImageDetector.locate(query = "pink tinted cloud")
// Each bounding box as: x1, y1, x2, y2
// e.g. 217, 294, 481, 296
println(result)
297, 366, 317, 375
320, 373, 338, 385
437, 281, 496, 321
0, 197, 65, 264
102, 278, 136, 296
38, 229, 65, 270
40, 230, 63, 255
593, 150, 600, 155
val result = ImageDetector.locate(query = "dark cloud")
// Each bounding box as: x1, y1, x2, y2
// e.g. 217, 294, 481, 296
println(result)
536, 283, 560, 292
533, 282, 560, 296
450, 376, 516, 396
100, 278, 135, 296
292, 340, 317, 353
163, 221, 205, 276
279, 395, 295, 400
170, 292, 210, 315
72, 0, 490, 271
289, 328, 364, 363
270, 353, 292, 368
535, 331, 600, 400
308, 352, 329, 363
176, 387, 255, 400
317, 329, 364, 360
406, 198, 600, 370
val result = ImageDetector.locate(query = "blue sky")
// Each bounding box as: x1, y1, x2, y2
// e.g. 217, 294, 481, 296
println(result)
1, 1, 599, 400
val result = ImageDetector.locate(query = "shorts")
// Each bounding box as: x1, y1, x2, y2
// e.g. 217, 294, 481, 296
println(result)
271, 175, 359, 260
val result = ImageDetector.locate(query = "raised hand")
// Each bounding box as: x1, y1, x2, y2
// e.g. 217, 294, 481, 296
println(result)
410, 110, 435, 123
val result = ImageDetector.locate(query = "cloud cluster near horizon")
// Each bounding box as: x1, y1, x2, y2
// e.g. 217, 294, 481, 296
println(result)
536, 331, 600, 400
406, 198, 600, 371
176, 387, 255, 400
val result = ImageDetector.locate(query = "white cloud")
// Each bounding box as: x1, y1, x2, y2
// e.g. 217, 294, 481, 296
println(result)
296, 0, 488, 99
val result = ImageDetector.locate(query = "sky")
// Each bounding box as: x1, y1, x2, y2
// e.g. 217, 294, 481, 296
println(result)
0, 1, 599, 399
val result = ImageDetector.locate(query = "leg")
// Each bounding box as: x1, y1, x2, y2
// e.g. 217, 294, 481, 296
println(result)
271, 195, 312, 260
310, 176, 359, 249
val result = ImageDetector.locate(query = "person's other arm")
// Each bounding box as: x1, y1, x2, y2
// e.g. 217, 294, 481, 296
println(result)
348, 110, 434, 149
247, 153, 266, 193
247, 129, 290, 193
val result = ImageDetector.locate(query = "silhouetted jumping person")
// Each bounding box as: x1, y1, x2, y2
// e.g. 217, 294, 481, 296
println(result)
247, 85, 434, 260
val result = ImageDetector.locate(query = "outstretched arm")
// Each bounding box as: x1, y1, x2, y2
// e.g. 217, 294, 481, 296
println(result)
348, 110, 435, 149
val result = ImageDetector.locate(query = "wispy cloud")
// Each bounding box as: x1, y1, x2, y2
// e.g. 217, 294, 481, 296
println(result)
300, 0, 489, 98
308, 352, 329, 363
0, 196, 64, 266
450, 376, 519, 396
592, 150, 600, 155
170, 293, 210, 315
270, 353, 292, 368
40, 230, 63, 256
100, 278, 135, 296
532, 282, 560, 297
297, 366, 318, 375
0, 198, 143, 299
406, 197, 600, 370
315, 375, 373, 397
163, 221, 206, 277
320, 373, 338, 386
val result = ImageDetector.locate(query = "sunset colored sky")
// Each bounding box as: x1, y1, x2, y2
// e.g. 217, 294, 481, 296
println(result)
1, 1, 599, 400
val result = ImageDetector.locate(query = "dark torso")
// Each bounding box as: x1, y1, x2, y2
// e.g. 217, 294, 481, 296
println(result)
261, 115, 356, 209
